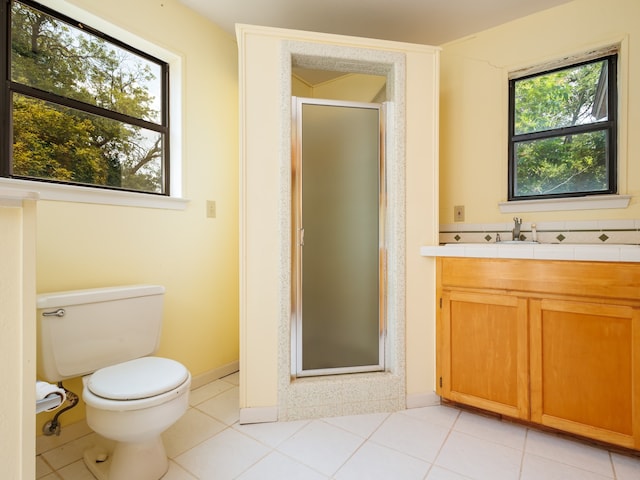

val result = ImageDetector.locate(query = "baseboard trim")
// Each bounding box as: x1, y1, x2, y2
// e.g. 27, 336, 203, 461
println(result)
239, 406, 279, 425
406, 391, 441, 409
190, 361, 239, 389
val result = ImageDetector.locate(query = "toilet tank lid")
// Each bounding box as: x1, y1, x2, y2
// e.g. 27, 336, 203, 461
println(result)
87, 357, 189, 400
37, 285, 164, 308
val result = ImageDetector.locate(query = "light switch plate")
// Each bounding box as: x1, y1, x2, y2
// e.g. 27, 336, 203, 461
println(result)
206, 200, 216, 218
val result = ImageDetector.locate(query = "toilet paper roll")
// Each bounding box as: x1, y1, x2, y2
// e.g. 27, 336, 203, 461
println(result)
36, 381, 66, 412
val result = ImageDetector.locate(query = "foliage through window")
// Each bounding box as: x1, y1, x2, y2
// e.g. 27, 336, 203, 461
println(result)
1, 0, 169, 194
508, 54, 617, 200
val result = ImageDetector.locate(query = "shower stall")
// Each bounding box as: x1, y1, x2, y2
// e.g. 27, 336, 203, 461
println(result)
291, 97, 386, 377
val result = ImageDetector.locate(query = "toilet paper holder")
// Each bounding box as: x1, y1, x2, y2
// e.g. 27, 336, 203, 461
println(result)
38, 382, 79, 436
36, 395, 63, 414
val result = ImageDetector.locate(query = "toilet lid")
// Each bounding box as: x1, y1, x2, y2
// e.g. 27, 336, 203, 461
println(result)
87, 357, 189, 400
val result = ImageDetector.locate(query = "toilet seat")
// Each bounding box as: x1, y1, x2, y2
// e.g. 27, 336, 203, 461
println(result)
83, 357, 191, 412
88, 357, 188, 400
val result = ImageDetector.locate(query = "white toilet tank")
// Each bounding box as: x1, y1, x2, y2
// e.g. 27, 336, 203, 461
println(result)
37, 285, 165, 382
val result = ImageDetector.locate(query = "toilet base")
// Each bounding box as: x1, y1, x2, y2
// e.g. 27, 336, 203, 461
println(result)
84, 436, 169, 480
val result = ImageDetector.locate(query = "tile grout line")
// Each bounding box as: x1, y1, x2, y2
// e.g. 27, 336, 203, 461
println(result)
423, 407, 462, 479
166, 383, 242, 479
232, 437, 275, 479
326, 412, 392, 479
518, 428, 530, 480
270, 419, 337, 479
522, 430, 621, 478
233, 416, 329, 479
36, 454, 58, 479
170, 407, 231, 457
273, 442, 331, 479
168, 457, 199, 479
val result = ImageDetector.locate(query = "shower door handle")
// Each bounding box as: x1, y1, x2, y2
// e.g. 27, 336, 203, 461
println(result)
299, 228, 305, 246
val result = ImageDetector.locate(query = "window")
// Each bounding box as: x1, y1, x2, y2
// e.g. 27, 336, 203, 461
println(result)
1, 0, 169, 194
508, 53, 617, 201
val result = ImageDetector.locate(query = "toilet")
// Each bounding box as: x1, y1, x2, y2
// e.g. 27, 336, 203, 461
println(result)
36, 285, 191, 480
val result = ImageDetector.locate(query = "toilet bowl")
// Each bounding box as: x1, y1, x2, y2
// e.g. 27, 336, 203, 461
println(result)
36, 285, 191, 480
82, 357, 191, 480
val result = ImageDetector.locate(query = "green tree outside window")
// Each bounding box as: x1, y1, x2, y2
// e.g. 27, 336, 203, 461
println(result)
5, 0, 167, 194
509, 55, 617, 200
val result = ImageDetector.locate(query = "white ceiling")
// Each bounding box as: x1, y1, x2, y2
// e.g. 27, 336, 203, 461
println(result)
178, 0, 571, 46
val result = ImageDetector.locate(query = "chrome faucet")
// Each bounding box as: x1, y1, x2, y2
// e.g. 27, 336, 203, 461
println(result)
512, 217, 522, 241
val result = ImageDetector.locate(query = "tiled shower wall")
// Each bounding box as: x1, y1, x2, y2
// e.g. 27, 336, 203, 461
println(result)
440, 219, 640, 245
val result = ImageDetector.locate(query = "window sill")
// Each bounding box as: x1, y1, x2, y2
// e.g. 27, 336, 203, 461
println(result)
0, 186, 39, 206
498, 194, 631, 213
0, 178, 189, 210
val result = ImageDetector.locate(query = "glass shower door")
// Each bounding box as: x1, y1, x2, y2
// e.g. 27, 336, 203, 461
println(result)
292, 97, 385, 377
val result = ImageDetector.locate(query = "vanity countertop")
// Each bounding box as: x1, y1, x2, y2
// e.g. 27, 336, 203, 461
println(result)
420, 243, 640, 263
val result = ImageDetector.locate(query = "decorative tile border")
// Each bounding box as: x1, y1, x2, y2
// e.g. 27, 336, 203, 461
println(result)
440, 219, 640, 245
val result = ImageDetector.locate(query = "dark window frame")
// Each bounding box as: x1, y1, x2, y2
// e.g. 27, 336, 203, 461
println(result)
0, 0, 170, 195
508, 54, 618, 201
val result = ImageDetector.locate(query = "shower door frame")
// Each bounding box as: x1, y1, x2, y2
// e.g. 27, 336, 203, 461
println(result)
291, 96, 387, 378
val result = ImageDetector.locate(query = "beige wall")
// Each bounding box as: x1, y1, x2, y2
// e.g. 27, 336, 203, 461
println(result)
292, 75, 313, 97
440, 0, 639, 224
238, 25, 439, 414
0, 201, 36, 480
297, 74, 387, 102
34, 0, 239, 431
238, 27, 283, 413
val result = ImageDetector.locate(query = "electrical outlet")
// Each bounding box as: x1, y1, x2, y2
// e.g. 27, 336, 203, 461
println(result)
206, 200, 216, 218
454, 205, 465, 222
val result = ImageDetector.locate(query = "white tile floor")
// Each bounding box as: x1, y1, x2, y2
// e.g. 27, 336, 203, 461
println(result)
37, 372, 640, 480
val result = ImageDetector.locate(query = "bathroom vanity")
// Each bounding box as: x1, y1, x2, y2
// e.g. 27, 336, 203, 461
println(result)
429, 250, 640, 451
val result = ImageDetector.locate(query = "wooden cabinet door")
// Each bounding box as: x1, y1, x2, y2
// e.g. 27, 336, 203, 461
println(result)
530, 299, 640, 449
440, 290, 529, 420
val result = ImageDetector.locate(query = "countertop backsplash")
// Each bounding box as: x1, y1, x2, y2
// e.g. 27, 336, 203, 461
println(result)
440, 219, 640, 245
